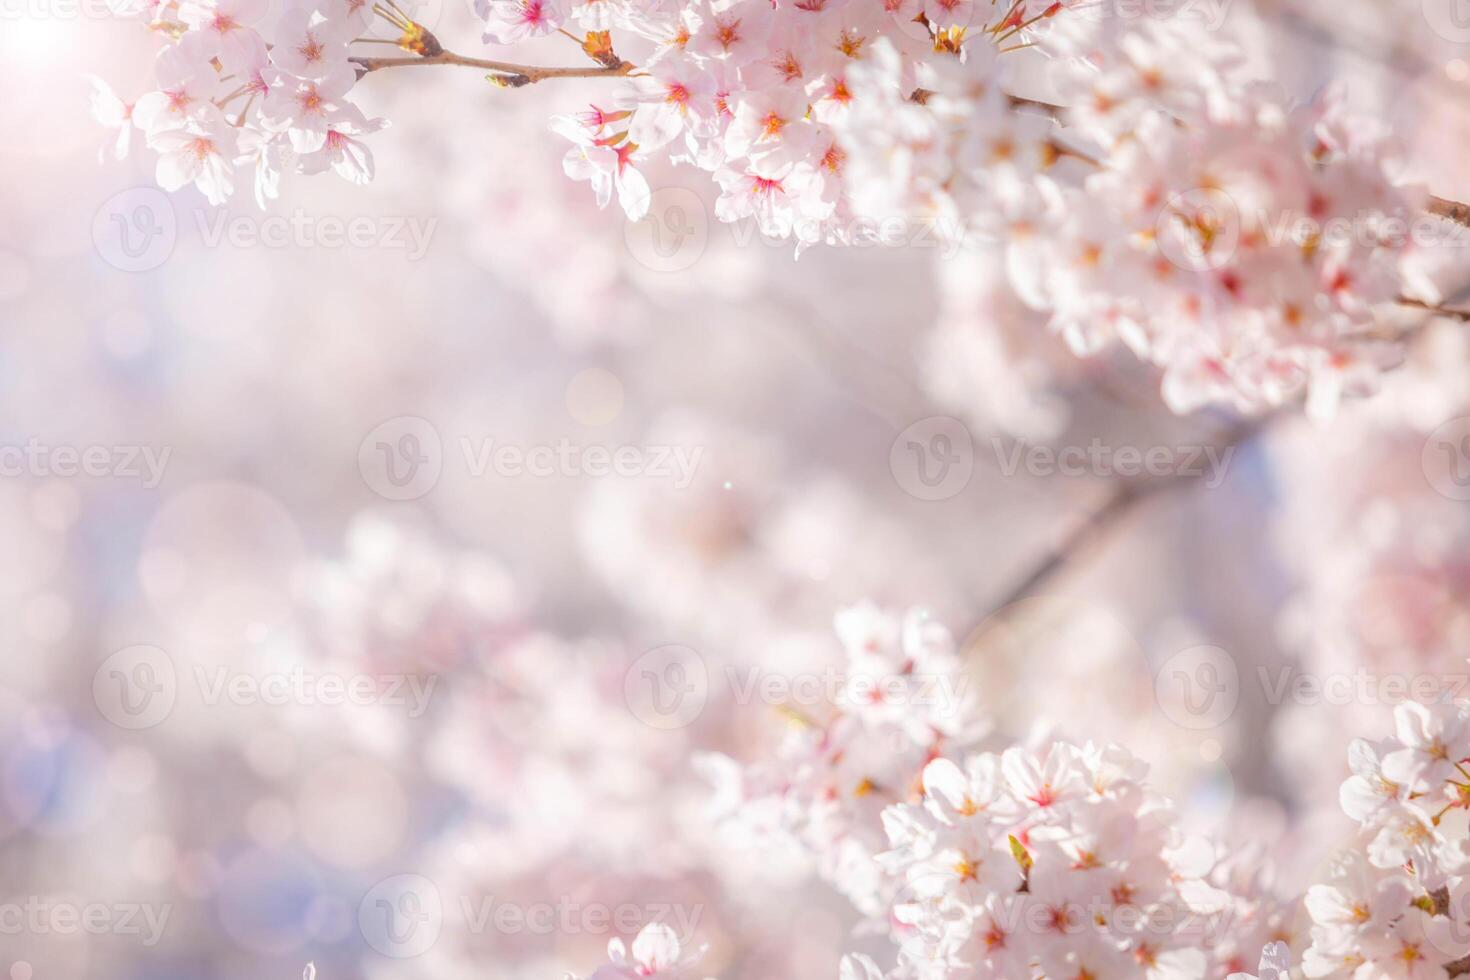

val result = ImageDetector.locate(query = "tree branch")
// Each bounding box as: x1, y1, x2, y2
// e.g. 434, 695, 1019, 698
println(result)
962, 413, 1276, 647
352, 49, 634, 83
1397, 296, 1470, 322
349, 16, 633, 84
1429, 195, 1470, 229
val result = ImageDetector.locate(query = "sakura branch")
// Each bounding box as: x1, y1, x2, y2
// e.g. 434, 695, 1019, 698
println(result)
92, 0, 1470, 420
564, 605, 1470, 980
349, 49, 635, 84
347, 11, 635, 85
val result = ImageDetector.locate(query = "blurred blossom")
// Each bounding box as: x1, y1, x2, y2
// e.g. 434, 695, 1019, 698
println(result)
10, 1, 1470, 975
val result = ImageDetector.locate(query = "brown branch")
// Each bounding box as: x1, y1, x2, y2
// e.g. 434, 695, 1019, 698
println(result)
350, 18, 632, 84
1395, 297, 1470, 322
1006, 93, 1065, 114
962, 413, 1276, 649
963, 477, 1153, 631
1449, 954, 1470, 977
1429, 195, 1470, 229
352, 49, 633, 83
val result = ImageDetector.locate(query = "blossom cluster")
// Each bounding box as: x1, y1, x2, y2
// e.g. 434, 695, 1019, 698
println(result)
849, 739, 1300, 980
90, 0, 384, 205
1302, 701, 1470, 978
700, 604, 985, 918
91, 0, 1467, 417
560, 609, 1470, 980
572, 922, 717, 980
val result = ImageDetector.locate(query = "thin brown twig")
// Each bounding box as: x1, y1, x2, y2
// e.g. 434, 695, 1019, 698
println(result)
1396, 296, 1470, 322
1429, 195, 1470, 229
351, 49, 633, 83
961, 413, 1277, 649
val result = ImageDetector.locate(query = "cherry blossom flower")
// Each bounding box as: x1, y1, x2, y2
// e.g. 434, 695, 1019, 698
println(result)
260, 63, 361, 153
147, 109, 238, 204
270, 6, 352, 80
1230, 942, 1291, 980
91, 0, 1470, 421
296, 105, 387, 184
552, 113, 653, 219
479, 0, 572, 44
578, 923, 712, 980
85, 75, 135, 161
178, 0, 270, 72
